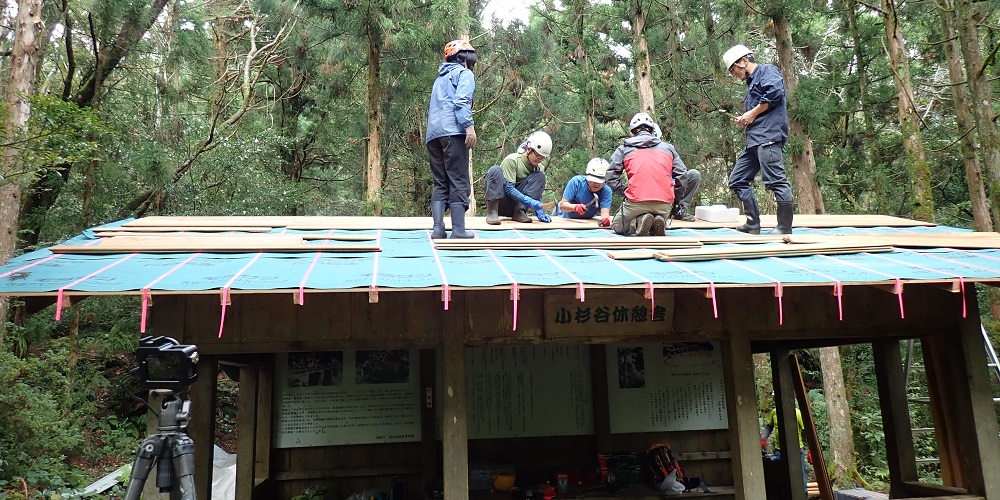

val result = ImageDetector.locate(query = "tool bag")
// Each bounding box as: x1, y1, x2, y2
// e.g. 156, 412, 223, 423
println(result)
643, 444, 685, 486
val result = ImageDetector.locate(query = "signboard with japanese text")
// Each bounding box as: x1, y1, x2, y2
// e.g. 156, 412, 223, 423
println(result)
465, 345, 593, 438
544, 290, 674, 338
606, 342, 727, 432
274, 349, 420, 448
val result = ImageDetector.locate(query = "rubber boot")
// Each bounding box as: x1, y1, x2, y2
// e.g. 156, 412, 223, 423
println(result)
736, 195, 761, 234
512, 208, 532, 223
486, 199, 501, 225
766, 202, 794, 235
449, 203, 474, 238
431, 201, 447, 239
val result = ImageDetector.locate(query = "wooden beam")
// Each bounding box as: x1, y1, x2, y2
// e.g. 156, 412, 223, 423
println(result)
771, 351, 807, 500
720, 328, 767, 499
922, 336, 964, 486
254, 356, 274, 483
590, 345, 612, 450
872, 339, 918, 497
441, 293, 469, 500
789, 354, 833, 500
420, 349, 437, 495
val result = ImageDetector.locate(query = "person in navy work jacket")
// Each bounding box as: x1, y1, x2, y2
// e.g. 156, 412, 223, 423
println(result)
722, 44, 794, 235
426, 39, 478, 239
556, 158, 613, 227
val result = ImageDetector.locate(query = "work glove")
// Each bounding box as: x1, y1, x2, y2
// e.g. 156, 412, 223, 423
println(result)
573, 204, 587, 215
761, 438, 767, 449
465, 125, 477, 149
599, 217, 611, 227
536, 211, 552, 223
523, 197, 543, 212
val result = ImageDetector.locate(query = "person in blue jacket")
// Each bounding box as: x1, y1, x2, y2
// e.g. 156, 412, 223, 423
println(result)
722, 44, 794, 235
556, 158, 613, 227
426, 39, 478, 239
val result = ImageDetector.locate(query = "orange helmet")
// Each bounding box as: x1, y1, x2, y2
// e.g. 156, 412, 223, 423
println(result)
443, 39, 475, 59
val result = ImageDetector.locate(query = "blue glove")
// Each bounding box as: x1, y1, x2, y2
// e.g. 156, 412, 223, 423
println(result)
536, 211, 552, 223
504, 183, 542, 211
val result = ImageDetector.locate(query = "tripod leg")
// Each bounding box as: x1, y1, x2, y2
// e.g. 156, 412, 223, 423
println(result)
171, 434, 199, 500
123, 436, 163, 500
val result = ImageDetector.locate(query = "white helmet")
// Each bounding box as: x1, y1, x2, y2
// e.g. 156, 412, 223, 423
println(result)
585, 158, 609, 183
629, 112, 656, 133
723, 44, 752, 70
524, 131, 552, 157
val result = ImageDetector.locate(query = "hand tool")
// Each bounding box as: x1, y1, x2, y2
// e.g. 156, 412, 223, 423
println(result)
718, 109, 738, 120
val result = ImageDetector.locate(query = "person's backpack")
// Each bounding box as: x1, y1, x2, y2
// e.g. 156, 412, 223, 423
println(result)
644, 444, 684, 486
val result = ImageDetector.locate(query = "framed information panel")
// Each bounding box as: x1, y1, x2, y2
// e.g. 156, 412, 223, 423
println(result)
274, 349, 420, 448
606, 342, 728, 433
466, 345, 593, 438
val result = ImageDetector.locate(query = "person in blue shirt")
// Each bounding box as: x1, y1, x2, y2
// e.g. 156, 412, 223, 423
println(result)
722, 44, 794, 235
426, 39, 478, 239
556, 158, 613, 227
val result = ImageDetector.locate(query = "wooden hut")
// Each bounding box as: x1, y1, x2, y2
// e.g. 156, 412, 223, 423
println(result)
1, 214, 998, 500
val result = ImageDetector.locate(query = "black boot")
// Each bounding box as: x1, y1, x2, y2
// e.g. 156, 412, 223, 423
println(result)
431, 201, 447, 239
486, 199, 501, 225
736, 195, 761, 234
766, 201, 794, 235
512, 208, 532, 223
449, 203, 474, 238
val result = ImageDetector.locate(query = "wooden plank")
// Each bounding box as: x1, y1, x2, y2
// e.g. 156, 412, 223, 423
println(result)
235, 365, 260, 500
785, 233, 1000, 249
789, 354, 833, 500
653, 243, 893, 262
720, 327, 767, 499
420, 349, 437, 494
52, 234, 380, 253
441, 292, 469, 500
872, 339, 918, 497
93, 226, 275, 233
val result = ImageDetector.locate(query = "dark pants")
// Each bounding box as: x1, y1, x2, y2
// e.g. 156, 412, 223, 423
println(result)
427, 135, 470, 207
484, 165, 546, 217
728, 143, 793, 205
675, 169, 702, 210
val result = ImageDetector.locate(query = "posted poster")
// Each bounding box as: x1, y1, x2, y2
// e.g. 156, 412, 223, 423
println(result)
606, 342, 727, 433
274, 349, 420, 448
466, 345, 593, 438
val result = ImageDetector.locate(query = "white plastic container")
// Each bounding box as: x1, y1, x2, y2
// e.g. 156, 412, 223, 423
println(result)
694, 204, 741, 222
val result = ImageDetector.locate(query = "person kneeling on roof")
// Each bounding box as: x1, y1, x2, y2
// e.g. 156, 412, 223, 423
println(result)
556, 157, 613, 227
606, 112, 701, 236
484, 131, 552, 224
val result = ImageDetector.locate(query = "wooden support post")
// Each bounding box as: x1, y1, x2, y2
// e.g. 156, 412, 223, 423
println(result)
442, 293, 469, 500
590, 344, 612, 451
254, 357, 274, 489
236, 365, 260, 500
771, 351, 807, 500
189, 355, 218, 500
721, 329, 766, 499
933, 288, 1000, 497
789, 354, 833, 500
922, 336, 964, 486
420, 349, 437, 492
872, 339, 918, 498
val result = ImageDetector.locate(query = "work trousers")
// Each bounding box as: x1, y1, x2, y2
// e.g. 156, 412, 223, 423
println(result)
483, 165, 546, 217
427, 135, 471, 207
728, 143, 793, 205
675, 169, 702, 211
612, 200, 674, 236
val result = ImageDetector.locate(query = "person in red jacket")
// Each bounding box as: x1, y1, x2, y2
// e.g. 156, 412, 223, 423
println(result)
606, 112, 701, 236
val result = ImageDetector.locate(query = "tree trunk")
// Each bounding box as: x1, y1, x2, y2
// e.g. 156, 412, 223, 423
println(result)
955, 0, 1000, 230
939, 0, 1000, 320
772, 11, 824, 214
631, 0, 654, 113
365, 23, 384, 215
846, 0, 886, 213
883, 0, 934, 222
0, 0, 44, 345
820, 346, 856, 485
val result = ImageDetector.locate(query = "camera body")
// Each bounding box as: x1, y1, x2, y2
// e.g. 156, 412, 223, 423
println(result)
137, 336, 199, 391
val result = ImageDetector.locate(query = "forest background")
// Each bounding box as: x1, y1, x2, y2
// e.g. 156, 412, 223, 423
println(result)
0, 0, 998, 496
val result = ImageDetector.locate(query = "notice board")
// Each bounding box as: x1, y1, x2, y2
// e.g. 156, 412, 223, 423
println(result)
606, 342, 728, 432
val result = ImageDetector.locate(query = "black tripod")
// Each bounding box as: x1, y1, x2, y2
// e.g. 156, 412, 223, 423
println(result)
123, 389, 198, 500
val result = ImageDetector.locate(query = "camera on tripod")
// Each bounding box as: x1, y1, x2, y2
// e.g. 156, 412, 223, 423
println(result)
137, 336, 200, 391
